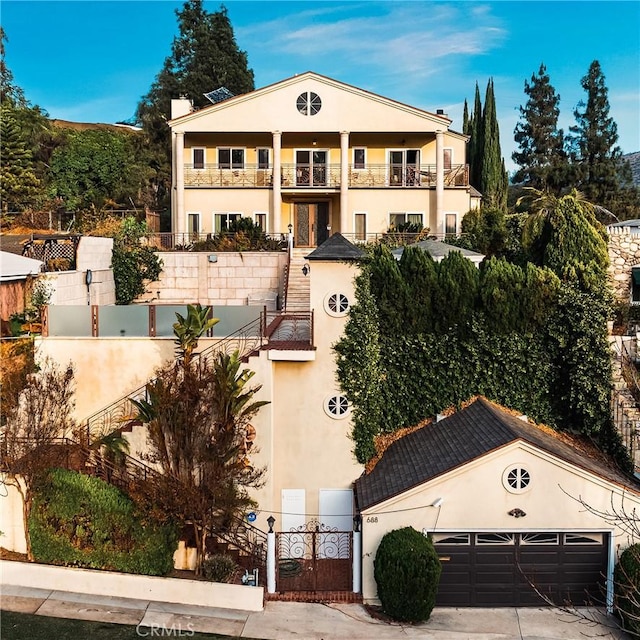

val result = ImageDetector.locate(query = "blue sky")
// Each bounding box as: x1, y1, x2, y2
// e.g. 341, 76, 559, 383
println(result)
2, 1, 639, 174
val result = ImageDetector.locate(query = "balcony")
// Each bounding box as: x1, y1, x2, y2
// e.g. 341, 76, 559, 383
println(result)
184, 163, 469, 189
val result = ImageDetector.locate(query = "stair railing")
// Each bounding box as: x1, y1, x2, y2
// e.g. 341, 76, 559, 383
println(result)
82, 316, 265, 446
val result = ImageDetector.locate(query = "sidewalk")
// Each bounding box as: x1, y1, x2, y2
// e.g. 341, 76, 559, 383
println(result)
1, 584, 630, 639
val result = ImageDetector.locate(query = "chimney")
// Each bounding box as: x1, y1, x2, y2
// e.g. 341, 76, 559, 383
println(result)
436, 109, 447, 117
171, 96, 193, 119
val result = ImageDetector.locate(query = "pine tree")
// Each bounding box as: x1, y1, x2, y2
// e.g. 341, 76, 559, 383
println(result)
0, 103, 41, 212
512, 63, 566, 191
567, 60, 628, 209
0, 27, 25, 106
480, 79, 508, 211
137, 2, 254, 139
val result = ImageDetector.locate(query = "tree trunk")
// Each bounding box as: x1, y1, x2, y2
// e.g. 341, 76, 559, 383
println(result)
20, 484, 33, 561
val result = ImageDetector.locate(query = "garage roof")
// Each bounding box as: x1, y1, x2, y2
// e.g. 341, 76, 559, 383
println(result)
354, 396, 640, 510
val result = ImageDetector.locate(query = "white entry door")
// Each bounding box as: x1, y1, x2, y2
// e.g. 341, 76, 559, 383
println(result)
281, 489, 306, 558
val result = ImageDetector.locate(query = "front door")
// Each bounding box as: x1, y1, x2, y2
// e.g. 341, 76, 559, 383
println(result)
295, 202, 330, 247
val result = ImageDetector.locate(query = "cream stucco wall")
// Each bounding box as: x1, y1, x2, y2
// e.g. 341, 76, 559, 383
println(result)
359, 440, 640, 603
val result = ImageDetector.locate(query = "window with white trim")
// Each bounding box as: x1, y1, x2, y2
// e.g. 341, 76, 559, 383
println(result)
254, 212, 267, 232
218, 147, 245, 169
389, 212, 423, 230
433, 533, 470, 545
354, 212, 367, 242
564, 533, 603, 545
324, 292, 350, 317
502, 465, 531, 494
476, 533, 515, 545
187, 212, 200, 234
214, 212, 242, 232
520, 533, 558, 545
192, 147, 205, 169
445, 213, 458, 236
296, 91, 322, 116
257, 148, 270, 169
444, 148, 453, 170
323, 393, 350, 419
353, 147, 366, 170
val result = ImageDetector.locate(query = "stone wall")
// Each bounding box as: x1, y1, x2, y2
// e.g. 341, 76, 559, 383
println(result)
608, 227, 640, 303
141, 251, 286, 307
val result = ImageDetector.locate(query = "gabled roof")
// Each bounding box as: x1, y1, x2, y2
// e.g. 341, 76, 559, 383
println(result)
306, 233, 367, 261
354, 397, 639, 510
169, 71, 467, 138
391, 239, 485, 263
0, 251, 43, 282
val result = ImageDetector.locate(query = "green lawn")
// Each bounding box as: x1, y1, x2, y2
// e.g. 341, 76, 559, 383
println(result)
0, 611, 246, 640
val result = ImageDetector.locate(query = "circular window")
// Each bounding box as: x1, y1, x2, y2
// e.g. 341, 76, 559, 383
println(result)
324, 393, 350, 419
324, 292, 350, 317
296, 91, 322, 116
502, 465, 531, 494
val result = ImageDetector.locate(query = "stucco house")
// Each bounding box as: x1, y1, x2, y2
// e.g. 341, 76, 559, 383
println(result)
355, 396, 640, 607
168, 71, 479, 245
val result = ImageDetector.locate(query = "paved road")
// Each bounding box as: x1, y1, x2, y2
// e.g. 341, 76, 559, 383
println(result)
1, 585, 630, 639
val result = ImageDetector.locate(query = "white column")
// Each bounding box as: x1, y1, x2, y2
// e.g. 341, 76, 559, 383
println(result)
340, 131, 349, 235
175, 131, 185, 237
272, 131, 282, 236
435, 130, 444, 238
352, 517, 362, 594
266, 518, 276, 594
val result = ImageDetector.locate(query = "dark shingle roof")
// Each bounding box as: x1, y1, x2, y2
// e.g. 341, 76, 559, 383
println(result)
354, 397, 639, 510
306, 233, 367, 261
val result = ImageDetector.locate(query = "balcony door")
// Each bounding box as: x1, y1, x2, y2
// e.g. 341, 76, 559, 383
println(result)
295, 202, 330, 247
389, 149, 420, 186
296, 150, 327, 187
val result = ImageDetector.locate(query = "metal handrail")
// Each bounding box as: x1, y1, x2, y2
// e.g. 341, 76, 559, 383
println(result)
82, 317, 265, 445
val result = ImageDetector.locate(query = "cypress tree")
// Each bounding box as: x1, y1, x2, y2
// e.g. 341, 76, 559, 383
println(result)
513, 63, 567, 191
468, 83, 484, 189
462, 98, 470, 136
480, 79, 508, 211
398, 246, 438, 334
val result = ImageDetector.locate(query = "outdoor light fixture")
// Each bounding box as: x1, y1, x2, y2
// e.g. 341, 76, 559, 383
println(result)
508, 508, 526, 518
302, 264, 310, 276
267, 515, 275, 533
430, 498, 444, 508
288, 223, 293, 234
353, 514, 362, 532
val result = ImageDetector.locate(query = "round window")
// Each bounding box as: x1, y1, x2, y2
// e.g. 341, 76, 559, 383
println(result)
502, 465, 531, 494
324, 292, 350, 317
324, 393, 350, 419
296, 91, 322, 116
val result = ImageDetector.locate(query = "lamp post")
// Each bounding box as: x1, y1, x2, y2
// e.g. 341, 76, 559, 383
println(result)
266, 515, 276, 593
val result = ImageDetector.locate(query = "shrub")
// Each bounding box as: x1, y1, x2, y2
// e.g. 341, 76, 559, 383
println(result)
30, 468, 178, 576
615, 544, 640, 635
373, 526, 442, 622
201, 554, 238, 583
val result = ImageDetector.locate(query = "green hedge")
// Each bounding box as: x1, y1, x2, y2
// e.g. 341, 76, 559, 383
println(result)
615, 544, 640, 635
374, 527, 441, 622
30, 468, 178, 576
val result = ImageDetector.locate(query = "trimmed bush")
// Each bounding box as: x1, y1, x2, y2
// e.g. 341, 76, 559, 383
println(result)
201, 554, 238, 583
373, 526, 442, 622
615, 544, 640, 635
30, 468, 178, 576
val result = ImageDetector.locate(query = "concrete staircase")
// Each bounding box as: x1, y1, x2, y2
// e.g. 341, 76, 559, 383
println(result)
285, 248, 311, 312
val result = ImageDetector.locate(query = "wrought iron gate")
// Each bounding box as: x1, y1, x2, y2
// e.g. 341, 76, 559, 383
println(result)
276, 520, 352, 592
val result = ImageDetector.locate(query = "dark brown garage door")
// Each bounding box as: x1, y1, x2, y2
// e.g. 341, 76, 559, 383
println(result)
433, 532, 608, 607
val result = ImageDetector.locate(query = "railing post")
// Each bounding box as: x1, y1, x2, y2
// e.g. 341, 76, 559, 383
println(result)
267, 515, 276, 594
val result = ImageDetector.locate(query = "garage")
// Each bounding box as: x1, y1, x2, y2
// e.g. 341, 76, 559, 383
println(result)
354, 398, 640, 606
433, 531, 608, 607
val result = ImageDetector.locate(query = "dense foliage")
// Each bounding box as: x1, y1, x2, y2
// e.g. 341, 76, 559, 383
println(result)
614, 544, 640, 636
335, 229, 624, 468
110, 217, 163, 305
30, 468, 178, 575
373, 527, 441, 622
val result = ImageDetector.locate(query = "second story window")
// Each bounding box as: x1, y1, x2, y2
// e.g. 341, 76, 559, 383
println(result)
218, 148, 244, 169
257, 148, 270, 169
192, 147, 205, 169
353, 147, 366, 169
